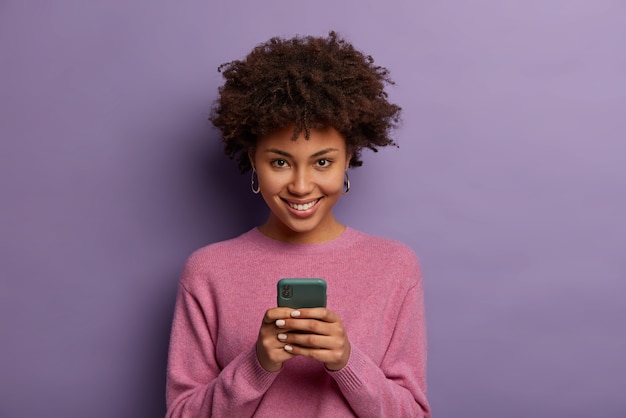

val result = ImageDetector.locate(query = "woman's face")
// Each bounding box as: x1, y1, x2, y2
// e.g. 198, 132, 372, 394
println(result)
250, 125, 351, 243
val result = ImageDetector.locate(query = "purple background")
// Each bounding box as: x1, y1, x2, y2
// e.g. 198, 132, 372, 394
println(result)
1, 1, 625, 417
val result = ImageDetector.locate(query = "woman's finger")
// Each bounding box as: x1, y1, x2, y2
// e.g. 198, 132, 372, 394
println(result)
261, 307, 297, 324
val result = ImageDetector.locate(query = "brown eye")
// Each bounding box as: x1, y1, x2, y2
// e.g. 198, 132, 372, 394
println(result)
317, 159, 331, 167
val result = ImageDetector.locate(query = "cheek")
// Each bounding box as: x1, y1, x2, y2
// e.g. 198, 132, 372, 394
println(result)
256, 171, 280, 190
322, 172, 346, 193
256, 174, 290, 202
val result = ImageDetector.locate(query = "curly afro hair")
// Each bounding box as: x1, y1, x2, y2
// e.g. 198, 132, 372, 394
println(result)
209, 31, 401, 173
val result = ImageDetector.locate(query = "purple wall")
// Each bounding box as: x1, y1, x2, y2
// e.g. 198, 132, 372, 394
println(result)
1, 1, 625, 417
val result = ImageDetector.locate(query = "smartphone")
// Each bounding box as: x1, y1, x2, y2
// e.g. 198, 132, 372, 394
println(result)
277, 278, 327, 309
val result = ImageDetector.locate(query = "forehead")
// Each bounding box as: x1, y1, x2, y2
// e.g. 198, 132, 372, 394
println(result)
256, 125, 347, 154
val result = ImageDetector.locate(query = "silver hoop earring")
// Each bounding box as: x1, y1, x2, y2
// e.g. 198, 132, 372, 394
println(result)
251, 168, 260, 194
343, 171, 351, 194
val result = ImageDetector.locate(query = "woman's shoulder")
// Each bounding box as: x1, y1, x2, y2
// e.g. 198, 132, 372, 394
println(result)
182, 229, 260, 270
348, 227, 418, 259
347, 228, 423, 287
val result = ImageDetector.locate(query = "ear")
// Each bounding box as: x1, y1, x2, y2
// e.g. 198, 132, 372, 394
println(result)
344, 143, 354, 169
248, 149, 256, 170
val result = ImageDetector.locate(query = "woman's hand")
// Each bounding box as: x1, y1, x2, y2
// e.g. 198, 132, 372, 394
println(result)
256, 307, 298, 372
256, 307, 351, 372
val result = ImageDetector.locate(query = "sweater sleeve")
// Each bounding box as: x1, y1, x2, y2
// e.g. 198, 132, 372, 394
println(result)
329, 277, 431, 417
165, 282, 278, 417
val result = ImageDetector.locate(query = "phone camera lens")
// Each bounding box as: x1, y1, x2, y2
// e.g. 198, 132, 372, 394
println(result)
281, 285, 292, 298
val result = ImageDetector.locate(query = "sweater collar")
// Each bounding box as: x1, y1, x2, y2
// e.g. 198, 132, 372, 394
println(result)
243, 226, 360, 255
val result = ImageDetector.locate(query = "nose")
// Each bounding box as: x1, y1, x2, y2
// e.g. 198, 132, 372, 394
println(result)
288, 167, 314, 196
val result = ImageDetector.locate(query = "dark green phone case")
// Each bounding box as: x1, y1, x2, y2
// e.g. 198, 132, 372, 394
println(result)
277, 278, 327, 308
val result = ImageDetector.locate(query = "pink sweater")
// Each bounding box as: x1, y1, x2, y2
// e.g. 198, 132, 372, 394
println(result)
166, 227, 430, 417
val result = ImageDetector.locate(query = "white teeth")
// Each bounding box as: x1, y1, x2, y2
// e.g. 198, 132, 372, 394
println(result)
289, 200, 317, 211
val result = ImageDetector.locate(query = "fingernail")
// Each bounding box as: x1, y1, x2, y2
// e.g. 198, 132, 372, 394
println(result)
277, 333, 287, 341
284, 345, 293, 352
275, 319, 286, 327
290, 311, 301, 317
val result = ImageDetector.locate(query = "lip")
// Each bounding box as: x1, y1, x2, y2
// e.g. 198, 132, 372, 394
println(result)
282, 197, 322, 218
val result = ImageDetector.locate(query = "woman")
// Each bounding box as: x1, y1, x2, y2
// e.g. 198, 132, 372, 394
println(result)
166, 32, 430, 417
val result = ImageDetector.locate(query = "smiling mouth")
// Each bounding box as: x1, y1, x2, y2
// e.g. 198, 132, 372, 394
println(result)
285, 198, 321, 211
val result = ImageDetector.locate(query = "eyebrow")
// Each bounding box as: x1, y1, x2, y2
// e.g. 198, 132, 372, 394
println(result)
264, 148, 340, 158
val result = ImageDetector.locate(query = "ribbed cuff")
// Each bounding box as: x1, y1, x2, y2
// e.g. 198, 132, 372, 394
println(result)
238, 346, 279, 392
327, 345, 367, 393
